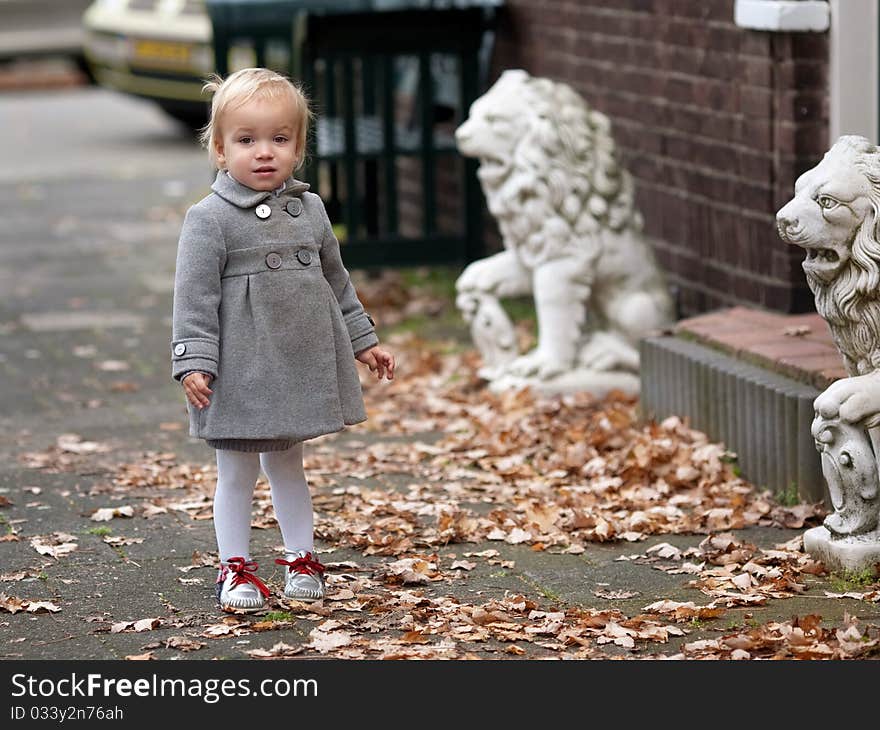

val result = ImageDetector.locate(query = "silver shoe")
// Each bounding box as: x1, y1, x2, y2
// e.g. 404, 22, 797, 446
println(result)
215, 557, 269, 613
275, 550, 326, 602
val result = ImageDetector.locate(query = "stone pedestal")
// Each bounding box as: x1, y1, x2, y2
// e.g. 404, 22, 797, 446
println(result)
803, 526, 880, 575
488, 370, 640, 397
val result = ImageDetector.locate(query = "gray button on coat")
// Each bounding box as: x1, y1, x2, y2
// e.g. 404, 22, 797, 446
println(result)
171, 172, 379, 451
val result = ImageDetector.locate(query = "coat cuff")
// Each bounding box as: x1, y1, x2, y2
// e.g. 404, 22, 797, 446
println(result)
171, 338, 219, 381
345, 311, 375, 343
351, 330, 379, 356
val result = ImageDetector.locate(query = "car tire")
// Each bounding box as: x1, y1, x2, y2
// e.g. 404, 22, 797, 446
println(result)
156, 100, 209, 133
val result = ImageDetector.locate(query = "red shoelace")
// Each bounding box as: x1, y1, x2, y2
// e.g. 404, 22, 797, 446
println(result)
275, 552, 326, 577
217, 557, 270, 597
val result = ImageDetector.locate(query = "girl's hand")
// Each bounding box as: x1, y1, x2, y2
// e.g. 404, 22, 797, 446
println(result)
356, 346, 395, 381
182, 371, 213, 409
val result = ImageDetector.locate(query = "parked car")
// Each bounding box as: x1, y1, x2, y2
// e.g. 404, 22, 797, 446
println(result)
0, 0, 94, 71
81, 0, 216, 128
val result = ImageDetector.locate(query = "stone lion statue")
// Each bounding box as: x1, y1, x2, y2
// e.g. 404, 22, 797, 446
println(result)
777, 135, 880, 558
454, 70, 674, 394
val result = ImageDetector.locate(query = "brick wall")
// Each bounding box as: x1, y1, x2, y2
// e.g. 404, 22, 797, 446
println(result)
489, 0, 829, 316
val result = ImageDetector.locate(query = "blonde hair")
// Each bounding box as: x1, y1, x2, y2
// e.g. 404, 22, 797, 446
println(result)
199, 67, 312, 171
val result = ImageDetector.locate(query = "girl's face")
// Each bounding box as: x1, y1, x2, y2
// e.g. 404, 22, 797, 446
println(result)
215, 95, 300, 191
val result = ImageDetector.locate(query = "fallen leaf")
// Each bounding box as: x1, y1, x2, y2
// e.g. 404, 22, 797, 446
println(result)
124, 652, 156, 661
91, 505, 135, 522
56, 434, 110, 454
111, 618, 161, 633
97, 360, 129, 372
450, 560, 476, 571
30, 533, 78, 559
0, 593, 26, 614
246, 642, 303, 658
25, 600, 61, 614
164, 636, 205, 652
307, 626, 353, 653
103, 535, 144, 547
593, 589, 640, 600
400, 631, 431, 644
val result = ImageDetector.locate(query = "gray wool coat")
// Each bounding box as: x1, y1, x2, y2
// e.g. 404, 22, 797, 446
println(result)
171, 171, 379, 451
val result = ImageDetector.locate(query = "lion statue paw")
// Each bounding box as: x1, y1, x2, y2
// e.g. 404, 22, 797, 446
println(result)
505, 348, 566, 379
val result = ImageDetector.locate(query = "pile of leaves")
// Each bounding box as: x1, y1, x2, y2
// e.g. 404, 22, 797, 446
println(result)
8, 271, 879, 660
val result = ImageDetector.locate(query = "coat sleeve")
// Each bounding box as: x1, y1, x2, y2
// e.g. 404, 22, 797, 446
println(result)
315, 197, 379, 355
170, 204, 226, 381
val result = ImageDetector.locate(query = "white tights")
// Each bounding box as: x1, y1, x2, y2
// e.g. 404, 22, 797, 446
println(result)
213, 444, 314, 562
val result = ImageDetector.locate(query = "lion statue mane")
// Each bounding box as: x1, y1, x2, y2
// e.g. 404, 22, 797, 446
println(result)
777, 135, 880, 542
454, 69, 673, 393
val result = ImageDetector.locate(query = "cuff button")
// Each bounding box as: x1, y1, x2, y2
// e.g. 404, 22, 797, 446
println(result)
174, 344, 186, 356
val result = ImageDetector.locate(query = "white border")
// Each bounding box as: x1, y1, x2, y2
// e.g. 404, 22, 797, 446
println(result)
829, 0, 878, 143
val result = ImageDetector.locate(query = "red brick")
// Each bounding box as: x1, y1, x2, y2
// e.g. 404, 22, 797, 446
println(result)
748, 339, 837, 362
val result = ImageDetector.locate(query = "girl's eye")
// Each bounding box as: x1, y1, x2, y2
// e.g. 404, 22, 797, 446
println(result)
239, 136, 252, 144
274, 136, 289, 144
817, 195, 838, 210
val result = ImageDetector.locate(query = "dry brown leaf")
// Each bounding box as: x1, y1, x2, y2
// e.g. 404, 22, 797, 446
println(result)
91, 505, 135, 521
450, 560, 476, 571
400, 631, 431, 644
30, 532, 78, 559
25, 600, 61, 614
57, 433, 110, 454
246, 642, 303, 659
307, 626, 353, 654
103, 535, 145, 547
164, 636, 205, 652
111, 617, 161, 633
0, 593, 27, 614
594, 589, 640, 600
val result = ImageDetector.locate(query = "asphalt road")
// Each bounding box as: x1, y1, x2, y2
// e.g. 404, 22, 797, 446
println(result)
0, 86, 209, 431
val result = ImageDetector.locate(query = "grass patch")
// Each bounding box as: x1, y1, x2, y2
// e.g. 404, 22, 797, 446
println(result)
830, 568, 878, 593
264, 611, 297, 622
399, 265, 462, 300
774, 482, 800, 507
85, 526, 112, 537
719, 452, 743, 478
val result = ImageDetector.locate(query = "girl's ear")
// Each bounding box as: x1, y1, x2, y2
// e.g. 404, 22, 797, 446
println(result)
214, 138, 227, 168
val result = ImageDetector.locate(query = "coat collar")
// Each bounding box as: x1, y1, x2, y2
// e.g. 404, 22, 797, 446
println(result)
211, 170, 310, 208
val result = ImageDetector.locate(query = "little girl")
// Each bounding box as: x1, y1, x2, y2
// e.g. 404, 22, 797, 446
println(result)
171, 67, 395, 613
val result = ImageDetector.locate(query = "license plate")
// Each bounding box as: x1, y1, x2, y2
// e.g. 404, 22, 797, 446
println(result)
131, 39, 192, 69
